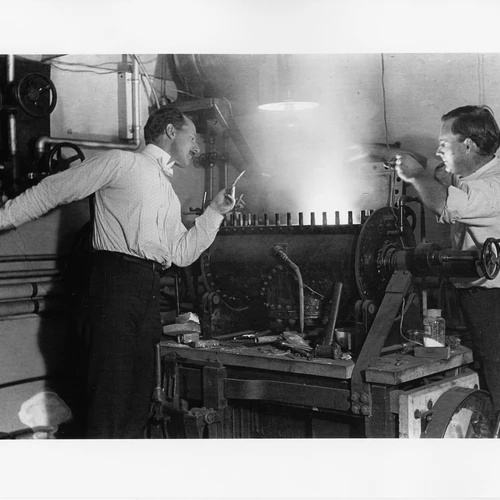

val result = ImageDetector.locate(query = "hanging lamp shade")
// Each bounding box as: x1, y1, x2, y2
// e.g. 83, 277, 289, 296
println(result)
258, 98, 319, 111
258, 55, 319, 111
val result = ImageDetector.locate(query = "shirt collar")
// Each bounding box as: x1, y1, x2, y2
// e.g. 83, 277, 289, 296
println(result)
460, 155, 498, 181
141, 143, 176, 177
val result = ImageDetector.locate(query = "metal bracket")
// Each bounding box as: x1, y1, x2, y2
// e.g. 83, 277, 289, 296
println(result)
351, 270, 413, 416
355, 299, 376, 353
183, 407, 220, 439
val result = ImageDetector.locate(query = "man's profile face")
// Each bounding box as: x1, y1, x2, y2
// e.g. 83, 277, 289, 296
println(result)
436, 119, 468, 176
169, 118, 200, 168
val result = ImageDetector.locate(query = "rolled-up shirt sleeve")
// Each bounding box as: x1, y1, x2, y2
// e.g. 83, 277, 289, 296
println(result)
438, 179, 500, 227
0, 151, 124, 230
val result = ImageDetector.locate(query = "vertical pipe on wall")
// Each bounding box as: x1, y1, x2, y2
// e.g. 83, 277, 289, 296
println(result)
130, 58, 141, 146
7, 55, 18, 181
221, 130, 229, 191
208, 137, 215, 202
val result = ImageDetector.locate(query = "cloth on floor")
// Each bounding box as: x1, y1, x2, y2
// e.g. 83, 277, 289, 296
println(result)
18, 391, 72, 435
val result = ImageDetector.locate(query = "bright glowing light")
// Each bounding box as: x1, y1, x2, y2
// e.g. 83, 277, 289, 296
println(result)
258, 100, 319, 111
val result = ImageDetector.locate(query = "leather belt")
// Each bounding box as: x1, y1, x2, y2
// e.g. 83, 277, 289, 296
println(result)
94, 250, 164, 273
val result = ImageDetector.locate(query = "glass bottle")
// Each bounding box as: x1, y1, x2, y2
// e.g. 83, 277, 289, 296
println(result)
423, 309, 446, 347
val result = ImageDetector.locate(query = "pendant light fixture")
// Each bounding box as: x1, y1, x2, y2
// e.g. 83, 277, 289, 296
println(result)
258, 54, 319, 111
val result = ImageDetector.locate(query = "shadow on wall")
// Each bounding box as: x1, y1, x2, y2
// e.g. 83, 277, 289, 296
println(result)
0, 200, 90, 439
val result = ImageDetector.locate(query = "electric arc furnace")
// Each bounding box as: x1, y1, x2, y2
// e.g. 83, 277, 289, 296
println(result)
157, 201, 500, 439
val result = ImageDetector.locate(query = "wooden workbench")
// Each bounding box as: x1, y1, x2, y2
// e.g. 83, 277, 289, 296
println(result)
160, 341, 472, 383
160, 340, 355, 378
365, 346, 473, 385
159, 341, 475, 438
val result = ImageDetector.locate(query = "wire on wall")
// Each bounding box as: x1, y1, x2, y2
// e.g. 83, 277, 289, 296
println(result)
380, 53, 390, 153
131, 54, 161, 110
380, 53, 398, 211
36, 54, 205, 102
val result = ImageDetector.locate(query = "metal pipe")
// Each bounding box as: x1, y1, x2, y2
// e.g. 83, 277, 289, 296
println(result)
388, 169, 396, 208
208, 137, 216, 201
35, 56, 142, 157
0, 297, 63, 318
221, 131, 229, 191
0, 276, 56, 285
8, 116, 17, 158
0, 260, 60, 273
0, 280, 63, 301
0, 270, 61, 280
7, 54, 15, 82
174, 271, 180, 317
273, 246, 304, 333
7, 55, 18, 181
155, 344, 162, 390
0, 254, 62, 263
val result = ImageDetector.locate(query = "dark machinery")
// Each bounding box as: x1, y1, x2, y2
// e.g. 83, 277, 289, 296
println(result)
158, 199, 500, 439
0, 56, 67, 196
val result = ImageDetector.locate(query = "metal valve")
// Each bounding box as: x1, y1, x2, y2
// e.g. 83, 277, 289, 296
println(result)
480, 237, 500, 280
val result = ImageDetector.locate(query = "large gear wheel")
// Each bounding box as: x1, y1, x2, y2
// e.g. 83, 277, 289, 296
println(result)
355, 207, 416, 305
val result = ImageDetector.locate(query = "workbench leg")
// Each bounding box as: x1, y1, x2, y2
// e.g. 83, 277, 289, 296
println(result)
364, 385, 398, 438
203, 364, 228, 438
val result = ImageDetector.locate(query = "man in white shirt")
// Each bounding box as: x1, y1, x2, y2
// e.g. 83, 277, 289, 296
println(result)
395, 105, 500, 417
0, 106, 236, 438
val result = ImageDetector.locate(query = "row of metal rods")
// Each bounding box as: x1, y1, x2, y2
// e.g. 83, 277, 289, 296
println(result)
223, 210, 375, 227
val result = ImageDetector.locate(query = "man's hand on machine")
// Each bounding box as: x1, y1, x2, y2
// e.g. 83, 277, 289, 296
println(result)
394, 153, 427, 183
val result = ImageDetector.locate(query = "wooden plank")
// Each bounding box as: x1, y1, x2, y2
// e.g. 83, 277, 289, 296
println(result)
365, 346, 473, 385
223, 379, 351, 411
365, 385, 398, 438
414, 346, 451, 360
398, 370, 479, 438
352, 272, 412, 388
161, 345, 355, 379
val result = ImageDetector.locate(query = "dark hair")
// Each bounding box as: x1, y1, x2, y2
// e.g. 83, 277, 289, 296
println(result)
144, 107, 187, 144
441, 105, 500, 156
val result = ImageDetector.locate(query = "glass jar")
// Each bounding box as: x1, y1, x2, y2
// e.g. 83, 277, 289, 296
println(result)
423, 309, 446, 347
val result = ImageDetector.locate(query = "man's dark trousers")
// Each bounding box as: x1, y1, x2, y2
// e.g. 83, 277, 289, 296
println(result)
77, 251, 162, 439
